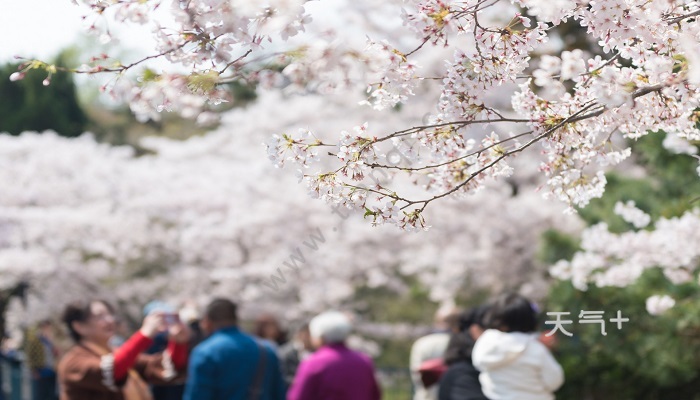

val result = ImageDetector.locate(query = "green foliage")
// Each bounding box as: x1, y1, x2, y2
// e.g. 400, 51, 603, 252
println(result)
85, 105, 212, 149
0, 53, 87, 137
378, 368, 413, 400
373, 337, 416, 369
0, 45, 257, 146
227, 80, 258, 104
543, 131, 700, 399
355, 272, 491, 370
354, 274, 438, 326
538, 229, 580, 265
577, 133, 700, 232
348, 274, 437, 380
632, 132, 700, 209
576, 173, 661, 232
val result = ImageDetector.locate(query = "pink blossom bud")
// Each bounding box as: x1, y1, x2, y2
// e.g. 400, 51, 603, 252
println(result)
9, 72, 25, 81
42, 78, 51, 86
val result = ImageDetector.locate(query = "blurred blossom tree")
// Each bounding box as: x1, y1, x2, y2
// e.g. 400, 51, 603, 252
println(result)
0, 91, 577, 338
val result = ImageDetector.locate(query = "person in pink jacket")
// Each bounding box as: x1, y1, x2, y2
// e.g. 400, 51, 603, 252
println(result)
286, 311, 381, 400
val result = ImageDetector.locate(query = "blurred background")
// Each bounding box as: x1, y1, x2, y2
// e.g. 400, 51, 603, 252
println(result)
1, 1, 699, 399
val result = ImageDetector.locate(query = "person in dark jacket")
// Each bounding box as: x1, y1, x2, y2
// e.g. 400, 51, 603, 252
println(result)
277, 323, 312, 387
438, 306, 489, 400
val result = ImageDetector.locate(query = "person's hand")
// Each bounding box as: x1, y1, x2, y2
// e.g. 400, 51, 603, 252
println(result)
140, 312, 167, 339
168, 322, 192, 344
539, 332, 558, 351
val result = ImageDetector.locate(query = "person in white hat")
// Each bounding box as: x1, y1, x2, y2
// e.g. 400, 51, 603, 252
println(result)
287, 311, 381, 400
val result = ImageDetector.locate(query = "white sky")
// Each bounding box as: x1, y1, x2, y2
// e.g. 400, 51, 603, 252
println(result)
0, 0, 86, 61
0, 0, 155, 63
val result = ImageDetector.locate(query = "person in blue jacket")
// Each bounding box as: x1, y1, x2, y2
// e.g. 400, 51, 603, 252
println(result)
184, 298, 286, 400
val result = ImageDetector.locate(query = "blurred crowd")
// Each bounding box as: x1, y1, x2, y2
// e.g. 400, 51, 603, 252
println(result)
0, 292, 563, 400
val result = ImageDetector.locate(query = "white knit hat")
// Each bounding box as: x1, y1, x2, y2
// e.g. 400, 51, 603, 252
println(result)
309, 311, 352, 343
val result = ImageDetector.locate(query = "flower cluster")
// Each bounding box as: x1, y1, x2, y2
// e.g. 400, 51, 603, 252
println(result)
646, 295, 676, 316
264, 129, 321, 169
110, 72, 228, 124
361, 42, 420, 111
402, 0, 463, 45
438, 17, 547, 123
550, 208, 700, 312
614, 201, 651, 229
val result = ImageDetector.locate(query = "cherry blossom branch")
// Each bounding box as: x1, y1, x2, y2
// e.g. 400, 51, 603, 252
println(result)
340, 182, 412, 204
386, 79, 673, 212
400, 101, 601, 212
366, 130, 534, 171
324, 79, 672, 218
108, 45, 186, 72
41, 43, 189, 76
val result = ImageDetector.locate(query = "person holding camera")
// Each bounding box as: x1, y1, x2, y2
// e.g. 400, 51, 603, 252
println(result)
57, 299, 190, 400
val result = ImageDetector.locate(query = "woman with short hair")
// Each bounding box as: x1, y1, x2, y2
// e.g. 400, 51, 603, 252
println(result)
58, 300, 189, 400
287, 311, 381, 400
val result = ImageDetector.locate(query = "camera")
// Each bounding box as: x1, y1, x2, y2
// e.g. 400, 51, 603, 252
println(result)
164, 313, 180, 326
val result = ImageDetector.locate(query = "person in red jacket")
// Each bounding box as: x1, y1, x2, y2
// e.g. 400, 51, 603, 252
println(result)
57, 300, 189, 400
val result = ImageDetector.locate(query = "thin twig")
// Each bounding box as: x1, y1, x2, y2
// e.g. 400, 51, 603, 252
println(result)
366, 130, 533, 171
219, 49, 253, 74
665, 8, 700, 25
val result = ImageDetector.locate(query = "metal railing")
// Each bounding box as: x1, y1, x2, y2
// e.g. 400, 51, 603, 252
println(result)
0, 356, 29, 400
378, 367, 413, 400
